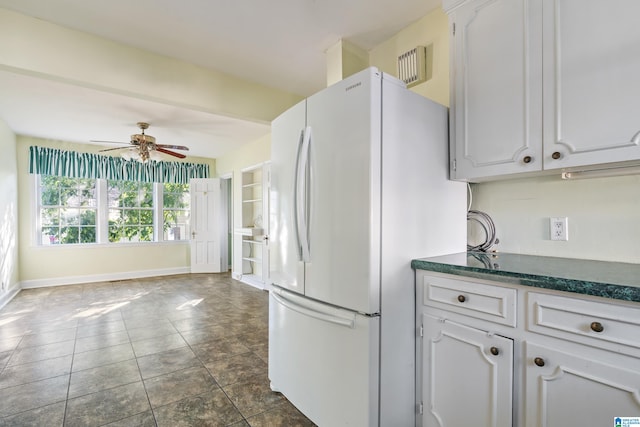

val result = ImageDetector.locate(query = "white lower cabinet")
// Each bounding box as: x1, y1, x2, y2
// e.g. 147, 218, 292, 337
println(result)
524, 341, 640, 427
417, 271, 640, 427
421, 314, 513, 426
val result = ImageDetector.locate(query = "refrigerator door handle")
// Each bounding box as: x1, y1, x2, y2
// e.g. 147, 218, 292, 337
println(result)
293, 129, 305, 260
296, 126, 312, 263
272, 290, 355, 329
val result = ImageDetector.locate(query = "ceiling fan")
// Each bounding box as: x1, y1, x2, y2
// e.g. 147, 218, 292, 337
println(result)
93, 122, 189, 162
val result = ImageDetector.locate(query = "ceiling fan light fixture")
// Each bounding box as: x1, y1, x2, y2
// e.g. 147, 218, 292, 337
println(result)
121, 148, 140, 161
96, 121, 189, 161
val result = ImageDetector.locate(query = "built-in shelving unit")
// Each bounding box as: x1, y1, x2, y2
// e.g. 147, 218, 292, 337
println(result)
233, 163, 269, 289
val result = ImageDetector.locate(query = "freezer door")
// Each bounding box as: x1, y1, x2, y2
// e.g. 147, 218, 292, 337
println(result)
270, 99, 307, 294
304, 68, 382, 314
268, 287, 380, 427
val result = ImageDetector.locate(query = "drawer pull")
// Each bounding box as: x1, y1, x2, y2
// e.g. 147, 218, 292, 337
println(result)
590, 321, 604, 333
457, 295, 466, 303
490, 346, 500, 356
534, 357, 545, 367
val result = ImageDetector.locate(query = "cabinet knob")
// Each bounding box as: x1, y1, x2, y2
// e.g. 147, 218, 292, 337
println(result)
534, 357, 545, 367
490, 346, 500, 356
523, 155, 533, 164
590, 321, 604, 333
457, 295, 466, 303
552, 151, 562, 160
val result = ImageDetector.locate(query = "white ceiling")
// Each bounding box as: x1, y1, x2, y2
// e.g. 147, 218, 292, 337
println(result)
0, 0, 441, 159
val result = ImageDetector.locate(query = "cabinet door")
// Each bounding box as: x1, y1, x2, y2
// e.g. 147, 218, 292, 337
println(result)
449, 0, 543, 181
543, 0, 640, 170
421, 314, 513, 427
525, 342, 640, 427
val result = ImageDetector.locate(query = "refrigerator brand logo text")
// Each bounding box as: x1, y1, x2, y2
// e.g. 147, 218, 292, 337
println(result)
345, 82, 362, 91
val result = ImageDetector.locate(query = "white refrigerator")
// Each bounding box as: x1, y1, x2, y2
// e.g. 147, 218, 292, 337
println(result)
268, 67, 466, 426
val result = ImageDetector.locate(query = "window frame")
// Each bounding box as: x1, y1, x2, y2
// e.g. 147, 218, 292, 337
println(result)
34, 174, 190, 247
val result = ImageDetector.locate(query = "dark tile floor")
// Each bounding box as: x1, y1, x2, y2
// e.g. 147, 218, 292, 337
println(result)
0, 273, 315, 426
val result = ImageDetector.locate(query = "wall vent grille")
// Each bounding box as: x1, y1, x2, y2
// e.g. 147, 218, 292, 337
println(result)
397, 45, 431, 87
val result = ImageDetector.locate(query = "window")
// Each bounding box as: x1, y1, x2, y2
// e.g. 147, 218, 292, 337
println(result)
37, 175, 190, 245
107, 180, 154, 243
39, 176, 97, 245
162, 183, 190, 241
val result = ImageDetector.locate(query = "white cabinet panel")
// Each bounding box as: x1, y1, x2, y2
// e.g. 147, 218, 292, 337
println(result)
448, 0, 640, 181
449, 0, 543, 180
422, 275, 517, 326
421, 314, 513, 427
528, 291, 640, 355
525, 341, 640, 427
543, 0, 640, 170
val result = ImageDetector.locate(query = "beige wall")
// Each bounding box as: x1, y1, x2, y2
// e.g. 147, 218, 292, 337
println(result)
16, 136, 217, 285
369, 8, 451, 106
0, 118, 19, 305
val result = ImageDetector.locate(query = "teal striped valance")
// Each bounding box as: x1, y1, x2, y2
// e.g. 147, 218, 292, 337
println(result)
29, 146, 210, 184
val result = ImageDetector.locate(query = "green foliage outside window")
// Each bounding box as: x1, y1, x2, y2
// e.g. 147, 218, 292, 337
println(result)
107, 180, 154, 242
39, 176, 190, 245
40, 176, 97, 244
163, 183, 190, 241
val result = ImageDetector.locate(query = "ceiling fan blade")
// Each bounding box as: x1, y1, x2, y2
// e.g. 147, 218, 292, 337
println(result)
91, 140, 129, 145
99, 146, 131, 153
156, 144, 189, 151
156, 147, 187, 159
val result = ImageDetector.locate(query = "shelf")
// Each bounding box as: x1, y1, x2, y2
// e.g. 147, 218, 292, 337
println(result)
242, 198, 263, 203
242, 257, 262, 263
235, 227, 264, 236
242, 239, 262, 245
242, 182, 262, 188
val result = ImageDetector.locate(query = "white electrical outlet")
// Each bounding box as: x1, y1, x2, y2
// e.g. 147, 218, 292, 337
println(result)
550, 217, 568, 241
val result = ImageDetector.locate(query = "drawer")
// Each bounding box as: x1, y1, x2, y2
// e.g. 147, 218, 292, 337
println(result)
527, 292, 640, 353
421, 275, 516, 326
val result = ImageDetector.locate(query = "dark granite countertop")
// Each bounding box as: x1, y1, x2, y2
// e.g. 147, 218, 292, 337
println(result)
411, 252, 640, 303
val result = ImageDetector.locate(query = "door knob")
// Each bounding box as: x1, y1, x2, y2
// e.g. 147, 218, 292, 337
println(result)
523, 155, 533, 164
534, 357, 545, 367
457, 295, 466, 303
191, 231, 196, 239
490, 346, 500, 356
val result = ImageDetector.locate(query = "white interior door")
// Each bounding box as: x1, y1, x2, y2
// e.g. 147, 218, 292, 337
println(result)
190, 178, 222, 273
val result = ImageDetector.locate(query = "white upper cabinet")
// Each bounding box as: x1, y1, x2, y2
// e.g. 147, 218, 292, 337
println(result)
448, 0, 543, 181
542, 0, 640, 170
446, 0, 640, 181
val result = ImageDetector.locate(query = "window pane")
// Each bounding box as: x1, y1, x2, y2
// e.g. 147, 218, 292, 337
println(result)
41, 208, 60, 226
80, 226, 96, 243
80, 210, 96, 226
163, 183, 190, 241
139, 210, 153, 224
139, 184, 153, 207
61, 208, 80, 225
39, 176, 97, 245
42, 226, 60, 245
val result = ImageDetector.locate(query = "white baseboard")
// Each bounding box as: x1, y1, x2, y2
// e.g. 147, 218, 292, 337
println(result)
233, 272, 266, 290
0, 284, 21, 311
20, 267, 191, 289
